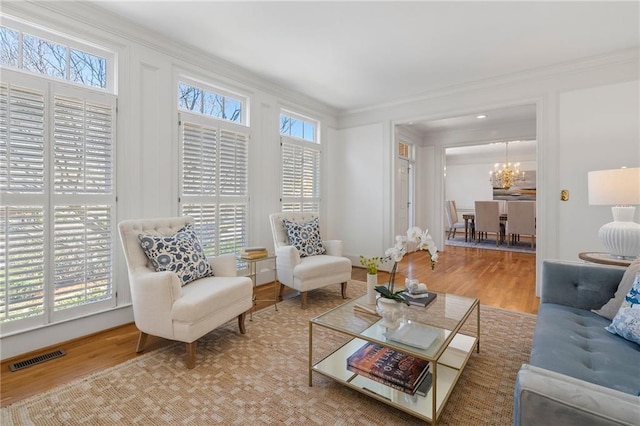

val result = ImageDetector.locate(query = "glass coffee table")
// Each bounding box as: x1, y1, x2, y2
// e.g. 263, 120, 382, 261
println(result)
309, 292, 479, 425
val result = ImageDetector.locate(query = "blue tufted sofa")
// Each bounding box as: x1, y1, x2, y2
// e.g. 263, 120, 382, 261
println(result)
514, 260, 640, 426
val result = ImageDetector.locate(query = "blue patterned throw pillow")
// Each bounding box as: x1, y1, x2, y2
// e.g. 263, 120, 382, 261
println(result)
283, 217, 326, 257
138, 224, 213, 286
605, 273, 640, 345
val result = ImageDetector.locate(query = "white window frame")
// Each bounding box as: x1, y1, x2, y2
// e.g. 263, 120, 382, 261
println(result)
279, 110, 321, 213
178, 76, 248, 127
177, 77, 250, 256
1, 15, 116, 94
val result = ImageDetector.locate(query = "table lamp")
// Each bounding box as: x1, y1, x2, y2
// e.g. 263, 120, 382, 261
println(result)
587, 167, 640, 260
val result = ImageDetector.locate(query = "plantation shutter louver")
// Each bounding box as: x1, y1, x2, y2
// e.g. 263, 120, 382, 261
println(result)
53, 96, 113, 194
219, 129, 248, 196
53, 205, 112, 310
218, 203, 247, 255
182, 203, 217, 257
182, 123, 217, 196
0, 207, 45, 322
0, 83, 46, 193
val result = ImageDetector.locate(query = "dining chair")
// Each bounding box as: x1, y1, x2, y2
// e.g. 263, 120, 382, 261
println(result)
506, 201, 536, 248
445, 200, 466, 239
474, 201, 503, 246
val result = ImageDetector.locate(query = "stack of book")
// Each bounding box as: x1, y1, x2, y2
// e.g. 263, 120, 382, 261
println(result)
240, 246, 268, 259
399, 291, 437, 307
346, 342, 432, 396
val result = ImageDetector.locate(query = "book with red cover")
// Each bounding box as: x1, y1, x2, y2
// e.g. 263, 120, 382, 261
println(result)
348, 362, 431, 395
346, 342, 430, 393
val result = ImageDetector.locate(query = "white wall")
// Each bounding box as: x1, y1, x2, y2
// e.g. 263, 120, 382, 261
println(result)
328, 123, 388, 266
557, 80, 640, 257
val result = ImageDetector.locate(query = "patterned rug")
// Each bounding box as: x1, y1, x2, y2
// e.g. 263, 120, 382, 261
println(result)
445, 236, 536, 254
1, 281, 536, 425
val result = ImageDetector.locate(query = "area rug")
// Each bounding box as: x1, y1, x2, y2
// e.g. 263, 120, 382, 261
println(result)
1, 281, 536, 425
445, 236, 535, 254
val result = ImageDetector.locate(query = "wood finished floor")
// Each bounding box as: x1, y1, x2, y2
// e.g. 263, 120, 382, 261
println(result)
1, 245, 537, 407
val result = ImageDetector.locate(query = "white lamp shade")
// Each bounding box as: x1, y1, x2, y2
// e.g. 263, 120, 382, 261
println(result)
588, 167, 640, 205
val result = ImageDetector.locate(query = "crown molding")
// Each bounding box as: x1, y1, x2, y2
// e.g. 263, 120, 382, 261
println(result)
344, 48, 640, 116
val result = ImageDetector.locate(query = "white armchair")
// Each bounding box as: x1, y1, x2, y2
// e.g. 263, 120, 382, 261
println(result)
269, 212, 352, 308
118, 216, 253, 369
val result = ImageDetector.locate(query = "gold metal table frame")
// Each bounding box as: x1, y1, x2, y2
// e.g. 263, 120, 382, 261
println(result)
309, 293, 480, 425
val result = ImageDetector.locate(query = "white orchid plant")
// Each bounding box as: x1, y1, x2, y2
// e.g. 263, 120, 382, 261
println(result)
375, 226, 438, 301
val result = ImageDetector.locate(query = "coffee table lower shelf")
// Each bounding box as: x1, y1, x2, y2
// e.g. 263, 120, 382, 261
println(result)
311, 333, 477, 423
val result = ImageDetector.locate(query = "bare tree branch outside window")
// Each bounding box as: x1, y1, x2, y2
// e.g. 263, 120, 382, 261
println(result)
179, 82, 243, 124
70, 49, 107, 89
0, 27, 19, 67
23, 34, 66, 79
1, 26, 108, 90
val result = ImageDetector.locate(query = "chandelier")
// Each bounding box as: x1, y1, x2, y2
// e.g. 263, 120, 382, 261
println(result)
489, 142, 524, 190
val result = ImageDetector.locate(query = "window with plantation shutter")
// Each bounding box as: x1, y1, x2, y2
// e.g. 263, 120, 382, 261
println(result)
280, 111, 320, 213
1, 66, 116, 333
179, 107, 248, 256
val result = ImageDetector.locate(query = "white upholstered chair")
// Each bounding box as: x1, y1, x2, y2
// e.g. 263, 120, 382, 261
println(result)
269, 212, 351, 309
474, 201, 503, 246
445, 200, 466, 239
118, 216, 253, 369
506, 201, 536, 248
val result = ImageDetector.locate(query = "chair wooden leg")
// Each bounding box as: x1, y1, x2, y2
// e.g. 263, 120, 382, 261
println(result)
238, 311, 247, 334
135, 331, 148, 353
341, 282, 348, 299
185, 341, 197, 369
300, 291, 308, 309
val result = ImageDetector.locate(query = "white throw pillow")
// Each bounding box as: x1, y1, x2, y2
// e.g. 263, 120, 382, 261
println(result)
592, 260, 640, 320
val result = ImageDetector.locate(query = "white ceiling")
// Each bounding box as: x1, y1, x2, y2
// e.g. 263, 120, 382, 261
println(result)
406, 104, 537, 136
446, 139, 538, 162
89, 1, 640, 113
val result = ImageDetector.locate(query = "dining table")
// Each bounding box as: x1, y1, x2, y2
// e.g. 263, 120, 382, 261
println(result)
462, 213, 508, 242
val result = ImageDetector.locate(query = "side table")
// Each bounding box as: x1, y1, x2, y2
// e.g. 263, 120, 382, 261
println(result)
578, 252, 634, 267
239, 254, 279, 320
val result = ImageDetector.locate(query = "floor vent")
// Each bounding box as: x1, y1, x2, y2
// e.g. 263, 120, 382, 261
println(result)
9, 349, 66, 372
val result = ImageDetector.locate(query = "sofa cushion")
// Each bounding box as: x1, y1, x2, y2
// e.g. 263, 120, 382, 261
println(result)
593, 259, 640, 320
531, 303, 640, 396
172, 276, 252, 323
283, 217, 326, 257
139, 224, 213, 286
605, 273, 640, 345
293, 254, 351, 280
